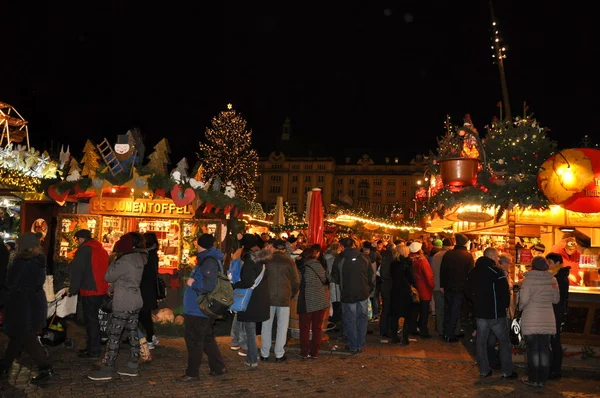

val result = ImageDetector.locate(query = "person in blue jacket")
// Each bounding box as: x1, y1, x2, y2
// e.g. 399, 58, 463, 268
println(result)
177, 233, 227, 383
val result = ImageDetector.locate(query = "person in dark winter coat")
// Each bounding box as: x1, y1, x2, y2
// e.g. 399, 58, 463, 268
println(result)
546, 252, 571, 380
0, 232, 53, 384
389, 245, 416, 346
140, 232, 160, 347
68, 229, 110, 359
233, 244, 272, 370
439, 233, 474, 342
330, 237, 374, 353
465, 248, 516, 380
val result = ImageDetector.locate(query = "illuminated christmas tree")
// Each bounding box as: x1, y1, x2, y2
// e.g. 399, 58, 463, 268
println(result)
481, 109, 557, 211
484, 111, 556, 179
80, 140, 102, 178
198, 104, 259, 200
146, 138, 171, 176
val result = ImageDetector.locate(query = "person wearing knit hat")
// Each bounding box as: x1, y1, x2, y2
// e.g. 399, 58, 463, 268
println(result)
454, 234, 469, 247
197, 233, 216, 250
519, 254, 560, 387
0, 232, 54, 384
16, 232, 43, 254
429, 239, 443, 261
439, 232, 474, 342
409, 241, 422, 253
531, 243, 546, 257
114, 233, 135, 254
239, 233, 258, 249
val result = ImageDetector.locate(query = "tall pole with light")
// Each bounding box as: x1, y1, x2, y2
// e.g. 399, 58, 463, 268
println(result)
489, 0, 511, 122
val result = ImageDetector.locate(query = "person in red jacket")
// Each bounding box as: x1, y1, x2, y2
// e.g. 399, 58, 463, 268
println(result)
68, 229, 109, 358
408, 241, 435, 338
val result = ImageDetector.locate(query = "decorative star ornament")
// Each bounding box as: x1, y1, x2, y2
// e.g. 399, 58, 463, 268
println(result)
124, 167, 149, 195
91, 178, 113, 198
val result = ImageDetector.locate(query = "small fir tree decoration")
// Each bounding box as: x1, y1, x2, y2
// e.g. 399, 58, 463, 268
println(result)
198, 103, 259, 201
174, 157, 189, 178
146, 138, 171, 176
66, 158, 82, 182
80, 140, 102, 178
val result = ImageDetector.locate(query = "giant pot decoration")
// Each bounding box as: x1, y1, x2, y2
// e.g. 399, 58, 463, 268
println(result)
537, 148, 600, 213
439, 158, 481, 187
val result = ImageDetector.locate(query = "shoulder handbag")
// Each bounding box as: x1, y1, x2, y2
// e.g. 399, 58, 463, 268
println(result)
509, 292, 522, 346
410, 285, 420, 304
101, 294, 113, 313
230, 265, 266, 312
307, 264, 328, 285
156, 277, 167, 301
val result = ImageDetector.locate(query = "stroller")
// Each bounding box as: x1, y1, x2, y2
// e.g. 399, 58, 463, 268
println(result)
40, 288, 78, 355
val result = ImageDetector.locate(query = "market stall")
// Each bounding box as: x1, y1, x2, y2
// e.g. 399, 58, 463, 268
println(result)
55, 196, 223, 272
447, 205, 600, 345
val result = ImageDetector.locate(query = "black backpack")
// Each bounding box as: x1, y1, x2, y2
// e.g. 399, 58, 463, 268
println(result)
195, 257, 234, 318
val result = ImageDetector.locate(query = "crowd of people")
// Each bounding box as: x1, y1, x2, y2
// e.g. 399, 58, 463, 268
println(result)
0, 228, 574, 389
0, 229, 162, 383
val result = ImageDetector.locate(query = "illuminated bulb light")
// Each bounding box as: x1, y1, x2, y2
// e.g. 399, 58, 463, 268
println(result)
111, 188, 117, 193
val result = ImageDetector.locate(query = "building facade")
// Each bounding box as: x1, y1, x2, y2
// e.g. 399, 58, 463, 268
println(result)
256, 151, 428, 218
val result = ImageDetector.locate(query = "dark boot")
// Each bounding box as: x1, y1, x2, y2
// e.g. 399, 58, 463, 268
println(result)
31, 366, 53, 384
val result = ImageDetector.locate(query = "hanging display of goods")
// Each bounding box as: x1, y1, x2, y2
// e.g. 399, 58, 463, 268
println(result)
439, 158, 481, 187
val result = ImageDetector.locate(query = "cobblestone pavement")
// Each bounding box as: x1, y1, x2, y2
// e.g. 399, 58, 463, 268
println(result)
2, 320, 600, 398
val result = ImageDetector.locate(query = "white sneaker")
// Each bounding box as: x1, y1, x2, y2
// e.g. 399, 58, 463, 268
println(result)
147, 335, 160, 350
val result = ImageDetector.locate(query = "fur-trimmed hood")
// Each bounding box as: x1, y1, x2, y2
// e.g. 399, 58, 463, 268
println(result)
248, 246, 274, 264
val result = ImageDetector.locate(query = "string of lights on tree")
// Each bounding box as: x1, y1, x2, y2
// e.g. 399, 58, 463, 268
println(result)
198, 104, 259, 201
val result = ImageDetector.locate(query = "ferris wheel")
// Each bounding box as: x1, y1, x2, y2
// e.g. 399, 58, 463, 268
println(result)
0, 102, 30, 149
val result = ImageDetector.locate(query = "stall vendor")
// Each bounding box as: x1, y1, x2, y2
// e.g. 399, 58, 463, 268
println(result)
553, 237, 582, 286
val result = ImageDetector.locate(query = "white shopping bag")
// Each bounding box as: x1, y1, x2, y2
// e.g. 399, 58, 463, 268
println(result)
56, 289, 78, 317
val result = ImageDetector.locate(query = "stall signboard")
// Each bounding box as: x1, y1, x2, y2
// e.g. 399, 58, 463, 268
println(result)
519, 248, 533, 265
565, 211, 600, 227
89, 197, 193, 219
515, 207, 565, 225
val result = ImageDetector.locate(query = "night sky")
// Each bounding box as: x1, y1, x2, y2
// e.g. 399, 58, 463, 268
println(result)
2, 1, 595, 165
